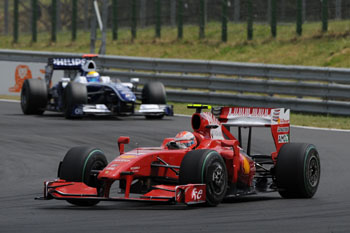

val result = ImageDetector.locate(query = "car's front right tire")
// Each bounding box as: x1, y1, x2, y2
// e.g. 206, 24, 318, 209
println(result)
142, 82, 166, 120
63, 82, 87, 119
180, 149, 228, 206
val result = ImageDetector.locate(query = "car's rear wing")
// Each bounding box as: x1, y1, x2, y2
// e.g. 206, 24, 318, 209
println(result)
48, 54, 97, 70
214, 107, 290, 158
44, 55, 98, 87
215, 107, 290, 127
49, 57, 88, 70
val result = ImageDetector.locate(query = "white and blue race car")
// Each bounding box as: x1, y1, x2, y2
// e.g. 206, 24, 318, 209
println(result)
20, 55, 173, 119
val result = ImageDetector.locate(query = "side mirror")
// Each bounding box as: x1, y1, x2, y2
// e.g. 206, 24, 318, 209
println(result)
118, 136, 130, 155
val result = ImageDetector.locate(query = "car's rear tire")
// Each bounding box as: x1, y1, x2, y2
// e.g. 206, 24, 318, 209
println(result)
20, 79, 47, 115
142, 82, 166, 120
179, 149, 228, 206
275, 143, 320, 198
59, 146, 108, 206
63, 82, 87, 119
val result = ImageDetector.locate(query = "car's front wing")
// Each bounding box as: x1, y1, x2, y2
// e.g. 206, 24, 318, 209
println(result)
71, 104, 173, 117
36, 180, 206, 205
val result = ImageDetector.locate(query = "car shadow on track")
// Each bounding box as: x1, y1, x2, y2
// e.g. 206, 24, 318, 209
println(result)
37, 202, 193, 211
37, 195, 281, 211
223, 195, 280, 204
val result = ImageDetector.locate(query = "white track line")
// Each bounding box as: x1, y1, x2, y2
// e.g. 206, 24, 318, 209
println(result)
1, 99, 349, 132
0, 99, 19, 103
291, 125, 350, 132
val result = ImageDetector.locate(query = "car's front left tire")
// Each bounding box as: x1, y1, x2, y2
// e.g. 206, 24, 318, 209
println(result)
59, 146, 108, 206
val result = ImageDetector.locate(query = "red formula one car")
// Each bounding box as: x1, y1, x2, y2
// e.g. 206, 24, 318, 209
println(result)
37, 105, 320, 206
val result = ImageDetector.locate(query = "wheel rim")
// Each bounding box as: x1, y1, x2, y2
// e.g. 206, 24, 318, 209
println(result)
307, 154, 320, 188
91, 160, 105, 171
85, 159, 106, 188
210, 163, 226, 194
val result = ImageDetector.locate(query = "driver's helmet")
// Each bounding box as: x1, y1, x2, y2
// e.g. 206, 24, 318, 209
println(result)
86, 71, 100, 82
174, 131, 197, 149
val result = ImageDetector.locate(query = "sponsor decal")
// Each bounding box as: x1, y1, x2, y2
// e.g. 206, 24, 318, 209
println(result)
105, 167, 116, 170
9, 65, 45, 93
277, 127, 289, 133
242, 157, 250, 174
278, 134, 289, 143
114, 159, 130, 162
52, 58, 86, 67
119, 155, 137, 159
230, 107, 271, 118
191, 188, 203, 201
130, 166, 140, 172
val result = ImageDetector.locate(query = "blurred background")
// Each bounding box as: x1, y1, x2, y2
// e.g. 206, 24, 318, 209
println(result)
1, 0, 349, 40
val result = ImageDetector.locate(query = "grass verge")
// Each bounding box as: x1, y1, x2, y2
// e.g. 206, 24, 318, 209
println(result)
1, 21, 350, 67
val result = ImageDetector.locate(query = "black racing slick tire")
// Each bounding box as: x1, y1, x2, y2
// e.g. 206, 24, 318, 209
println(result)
142, 82, 166, 119
142, 82, 166, 105
59, 146, 108, 206
63, 82, 87, 119
20, 79, 47, 115
179, 149, 228, 206
275, 143, 320, 198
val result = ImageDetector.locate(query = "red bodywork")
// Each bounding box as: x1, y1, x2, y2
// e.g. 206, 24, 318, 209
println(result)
41, 106, 290, 205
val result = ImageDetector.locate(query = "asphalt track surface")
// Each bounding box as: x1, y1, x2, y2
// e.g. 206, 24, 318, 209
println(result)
1, 101, 350, 233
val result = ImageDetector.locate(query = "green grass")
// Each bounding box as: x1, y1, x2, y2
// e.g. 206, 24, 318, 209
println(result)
1, 20, 350, 67
291, 112, 350, 129
1, 21, 350, 129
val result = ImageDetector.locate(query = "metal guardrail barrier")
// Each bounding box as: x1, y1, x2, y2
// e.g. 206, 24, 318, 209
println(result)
1, 49, 350, 115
